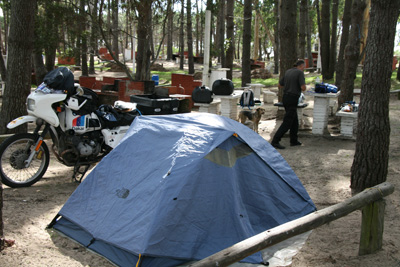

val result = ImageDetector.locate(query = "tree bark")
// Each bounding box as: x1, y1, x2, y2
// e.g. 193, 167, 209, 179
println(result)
350, 0, 400, 194
0, 0, 36, 134
299, 0, 307, 59
335, 0, 352, 87
166, 1, 173, 60
273, 0, 280, 74
338, 0, 366, 108
179, 0, 184, 70
241, 0, 252, 87
328, 0, 339, 79
218, 0, 226, 66
225, 0, 234, 80
320, 0, 331, 79
32, 51, 47, 85
89, 0, 99, 75
80, 0, 88, 76
135, 0, 153, 81
111, 0, 119, 58
44, 1, 58, 71
278, 0, 297, 101
187, 0, 194, 74
306, 1, 313, 68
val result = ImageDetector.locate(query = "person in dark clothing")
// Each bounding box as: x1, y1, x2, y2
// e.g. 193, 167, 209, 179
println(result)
271, 60, 306, 149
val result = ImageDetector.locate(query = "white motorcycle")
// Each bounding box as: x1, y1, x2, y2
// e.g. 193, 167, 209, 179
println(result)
0, 77, 138, 188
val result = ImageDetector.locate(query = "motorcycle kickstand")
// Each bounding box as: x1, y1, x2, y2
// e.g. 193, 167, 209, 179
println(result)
72, 163, 91, 183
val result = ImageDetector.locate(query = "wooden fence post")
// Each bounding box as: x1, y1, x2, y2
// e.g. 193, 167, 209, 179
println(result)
189, 182, 394, 267
359, 198, 386, 255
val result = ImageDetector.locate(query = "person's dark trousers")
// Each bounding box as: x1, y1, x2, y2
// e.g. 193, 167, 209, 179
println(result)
272, 94, 299, 144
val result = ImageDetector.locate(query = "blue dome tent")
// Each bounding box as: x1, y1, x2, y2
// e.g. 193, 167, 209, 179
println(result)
49, 113, 316, 267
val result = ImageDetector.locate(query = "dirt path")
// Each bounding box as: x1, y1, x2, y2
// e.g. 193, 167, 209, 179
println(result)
1, 91, 399, 266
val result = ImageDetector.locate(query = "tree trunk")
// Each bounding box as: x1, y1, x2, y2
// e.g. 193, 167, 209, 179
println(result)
187, 0, 194, 74
32, 51, 47, 85
359, 0, 371, 64
350, 0, 400, 194
335, 0, 352, 87
279, 0, 297, 101
0, 0, 36, 134
253, 0, 259, 60
338, 0, 366, 108
167, 1, 173, 60
241, 0, 252, 87
179, 0, 184, 70
218, 0, 226, 67
273, 0, 279, 74
225, 0, 234, 80
0, 45, 7, 81
320, 0, 331, 79
135, 0, 152, 81
306, 0, 313, 68
44, 1, 57, 71
81, 0, 88, 76
89, 0, 99, 75
111, 0, 119, 58
299, 0, 307, 59
328, 0, 338, 79
195, 0, 200, 56
0, 15, 6, 81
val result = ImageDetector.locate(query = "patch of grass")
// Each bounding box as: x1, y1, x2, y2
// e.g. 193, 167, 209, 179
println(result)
151, 70, 186, 85
391, 70, 400, 90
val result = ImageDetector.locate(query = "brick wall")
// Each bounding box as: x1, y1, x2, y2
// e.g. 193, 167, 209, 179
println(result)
171, 73, 202, 107
79, 76, 145, 103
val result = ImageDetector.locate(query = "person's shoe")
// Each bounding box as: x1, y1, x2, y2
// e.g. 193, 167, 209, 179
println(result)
272, 142, 286, 149
290, 141, 302, 146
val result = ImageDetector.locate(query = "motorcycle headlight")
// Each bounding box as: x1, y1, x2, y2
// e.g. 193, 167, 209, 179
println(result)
27, 98, 36, 111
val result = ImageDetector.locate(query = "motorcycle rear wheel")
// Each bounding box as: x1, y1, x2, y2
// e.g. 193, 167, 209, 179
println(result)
0, 133, 50, 188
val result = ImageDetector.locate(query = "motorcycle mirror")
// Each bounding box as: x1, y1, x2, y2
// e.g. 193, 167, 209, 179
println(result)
76, 85, 84, 96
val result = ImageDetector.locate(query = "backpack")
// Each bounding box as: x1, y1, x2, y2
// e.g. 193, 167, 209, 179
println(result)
240, 89, 255, 108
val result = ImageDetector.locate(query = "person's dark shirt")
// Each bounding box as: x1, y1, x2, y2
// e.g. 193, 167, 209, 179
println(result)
279, 67, 305, 97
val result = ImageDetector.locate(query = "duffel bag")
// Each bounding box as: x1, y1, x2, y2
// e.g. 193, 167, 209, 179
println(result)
192, 85, 213, 103
212, 78, 234, 95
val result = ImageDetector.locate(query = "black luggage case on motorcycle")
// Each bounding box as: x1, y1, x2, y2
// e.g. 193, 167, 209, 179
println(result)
130, 94, 179, 115
43, 67, 75, 94
212, 78, 234, 95
192, 85, 213, 103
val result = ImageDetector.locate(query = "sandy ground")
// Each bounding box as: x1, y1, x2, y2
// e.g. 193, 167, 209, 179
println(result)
1, 65, 400, 266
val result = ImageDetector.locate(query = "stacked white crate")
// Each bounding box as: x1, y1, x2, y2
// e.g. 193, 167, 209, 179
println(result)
336, 111, 358, 137
213, 94, 241, 120
194, 100, 221, 115
311, 93, 339, 135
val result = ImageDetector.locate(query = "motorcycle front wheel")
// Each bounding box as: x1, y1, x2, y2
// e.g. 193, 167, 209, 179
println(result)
0, 133, 50, 188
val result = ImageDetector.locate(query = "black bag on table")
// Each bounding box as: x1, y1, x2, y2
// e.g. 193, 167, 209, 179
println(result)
192, 85, 213, 103
212, 78, 234, 95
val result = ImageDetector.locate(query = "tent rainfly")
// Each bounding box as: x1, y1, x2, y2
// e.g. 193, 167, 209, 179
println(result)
48, 113, 316, 267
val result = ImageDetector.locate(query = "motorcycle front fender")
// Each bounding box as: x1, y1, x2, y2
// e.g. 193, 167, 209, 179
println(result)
7, 115, 37, 129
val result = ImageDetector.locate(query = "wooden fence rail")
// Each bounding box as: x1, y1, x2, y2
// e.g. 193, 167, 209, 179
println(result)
189, 182, 394, 267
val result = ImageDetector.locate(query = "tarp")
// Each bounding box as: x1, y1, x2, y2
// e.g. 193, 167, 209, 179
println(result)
50, 113, 316, 267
